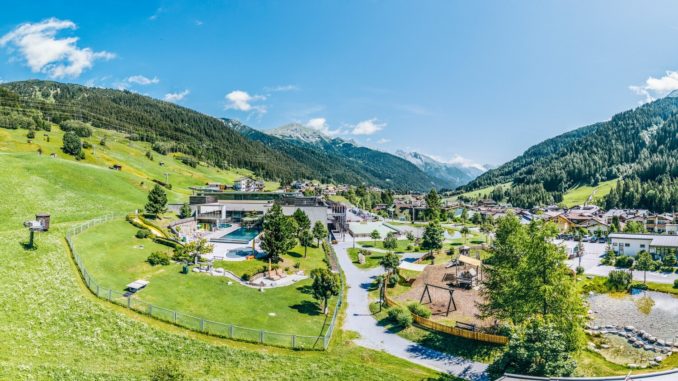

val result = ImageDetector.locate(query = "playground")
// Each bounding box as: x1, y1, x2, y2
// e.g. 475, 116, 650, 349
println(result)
394, 258, 493, 329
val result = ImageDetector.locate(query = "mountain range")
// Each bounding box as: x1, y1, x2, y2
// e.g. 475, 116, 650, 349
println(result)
394, 150, 487, 189
231, 122, 456, 190
0, 80, 467, 192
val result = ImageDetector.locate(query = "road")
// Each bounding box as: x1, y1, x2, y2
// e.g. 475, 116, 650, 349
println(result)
334, 240, 488, 380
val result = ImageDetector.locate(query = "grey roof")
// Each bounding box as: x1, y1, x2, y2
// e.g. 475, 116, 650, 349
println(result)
608, 233, 656, 240
650, 235, 678, 247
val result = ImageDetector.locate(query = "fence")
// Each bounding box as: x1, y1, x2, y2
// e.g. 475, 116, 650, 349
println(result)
383, 293, 508, 345
66, 214, 343, 350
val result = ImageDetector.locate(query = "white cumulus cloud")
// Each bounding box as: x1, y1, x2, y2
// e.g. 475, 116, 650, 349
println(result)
630, 70, 678, 103
430, 153, 487, 172
164, 89, 190, 103
0, 18, 115, 78
350, 118, 386, 135
305, 117, 342, 136
224, 90, 266, 114
126, 75, 159, 85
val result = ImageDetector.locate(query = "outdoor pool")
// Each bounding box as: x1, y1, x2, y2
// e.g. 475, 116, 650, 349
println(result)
217, 223, 232, 229
224, 248, 261, 259
211, 226, 262, 244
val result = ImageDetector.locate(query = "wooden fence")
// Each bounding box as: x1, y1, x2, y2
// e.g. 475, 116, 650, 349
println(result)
383, 293, 508, 345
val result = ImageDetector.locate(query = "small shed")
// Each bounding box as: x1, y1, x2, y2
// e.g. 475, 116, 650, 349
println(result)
126, 280, 149, 293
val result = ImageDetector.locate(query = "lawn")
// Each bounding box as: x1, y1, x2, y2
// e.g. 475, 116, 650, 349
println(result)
447, 182, 512, 202
359, 239, 424, 253
562, 179, 618, 207
0, 131, 440, 380
74, 219, 334, 337
347, 248, 387, 269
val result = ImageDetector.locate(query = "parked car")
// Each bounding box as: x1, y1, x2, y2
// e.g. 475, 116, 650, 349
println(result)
598, 237, 607, 244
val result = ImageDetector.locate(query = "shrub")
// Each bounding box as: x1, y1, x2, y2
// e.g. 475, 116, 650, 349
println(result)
575, 266, 585, 275
673, 279, 678, 289
99, 138, 107, 146
178, 155, 198, 168
630, 282, 648, 291
387, 273, 399, 288
407, 302, 432, 318
149, 361, 186, 381
606, 269, 632, 291
82, 141, 92, 149
136, 229, 152, 239
601, 250, 616, 265
387, 306, 413, 327
147, 251, 170, 266
406, 244, 413, 251
241, 273, 250, 281
660, 266, 674, 273
146, 150, 154, 161
59, 120, 92, 137
26, 130, 35, 139
614, 255, 634, 268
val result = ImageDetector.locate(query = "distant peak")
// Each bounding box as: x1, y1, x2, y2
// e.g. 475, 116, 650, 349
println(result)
267, 123, 333, 143
667, 89, 678, 98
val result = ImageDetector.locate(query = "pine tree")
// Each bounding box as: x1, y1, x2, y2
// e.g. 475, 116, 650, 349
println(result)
145, 184, 168, 216
260, 204, 296, 262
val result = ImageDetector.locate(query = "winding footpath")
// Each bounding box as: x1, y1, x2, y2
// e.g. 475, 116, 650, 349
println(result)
334, 240, 488, 380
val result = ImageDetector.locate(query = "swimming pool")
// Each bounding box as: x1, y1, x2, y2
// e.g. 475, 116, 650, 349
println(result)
218, 223, 232, 229
211, 227, 261, 244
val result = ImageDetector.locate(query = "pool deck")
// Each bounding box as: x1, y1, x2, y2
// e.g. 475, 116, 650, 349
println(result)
201, 225, 263, 261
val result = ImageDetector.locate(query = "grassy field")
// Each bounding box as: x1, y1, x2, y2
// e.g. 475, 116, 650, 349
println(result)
447, 182, 512, 202
562, 179, 618, 207
0, 129, 440, 380
0, 126, 278, 203
74, 219, 333, 336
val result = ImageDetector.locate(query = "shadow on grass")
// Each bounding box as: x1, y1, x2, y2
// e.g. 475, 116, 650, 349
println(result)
297, 285, 313, 294
286, 250, 302, 259
290, 300, 321, 316
19, 240, 37, 251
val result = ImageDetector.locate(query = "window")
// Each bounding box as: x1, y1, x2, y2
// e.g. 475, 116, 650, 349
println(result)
640, 244, 645, 248
625, 243, 630, 247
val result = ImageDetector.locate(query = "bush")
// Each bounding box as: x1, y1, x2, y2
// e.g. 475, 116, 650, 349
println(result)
615, 255, 634, 268
575, 266, 585, 275
387, 306, 413, 327
82, 141, 92, 149
387, 273, 399, 288
406, 245, 413, 251
660, 266, 674, 273
407, 303, 432, 318
601, 250, 616, 265
59, 120, 92, 137
606, 269, 632, 291
147, 251, 170, 266
136, 229, 152, 239
149, 361, 186, 381
99, 138, 107, 146
630, 282, 648, 291
26, 130, 35, 139
146, 150, 154, 161
673, 279, 678, 289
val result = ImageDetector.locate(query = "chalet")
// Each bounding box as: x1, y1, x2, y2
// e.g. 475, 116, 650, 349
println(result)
578, 217, 609, 235
646, 214, 674, 233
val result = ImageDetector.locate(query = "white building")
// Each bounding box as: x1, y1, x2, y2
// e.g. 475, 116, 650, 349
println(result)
608, 233, 678, 257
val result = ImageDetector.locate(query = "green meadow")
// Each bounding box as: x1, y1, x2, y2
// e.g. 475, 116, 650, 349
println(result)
0, 127, 438, 380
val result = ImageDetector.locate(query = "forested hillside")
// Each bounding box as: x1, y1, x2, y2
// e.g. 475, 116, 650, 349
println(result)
461, 95, 678, 211
0, 80, 438, 191
232, 122, 447, 191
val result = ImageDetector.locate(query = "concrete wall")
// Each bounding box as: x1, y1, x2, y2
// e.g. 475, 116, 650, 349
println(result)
610, 237, 652, 256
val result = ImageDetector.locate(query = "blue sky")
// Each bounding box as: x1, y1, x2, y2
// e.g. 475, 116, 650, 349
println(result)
2, 1, 678, 167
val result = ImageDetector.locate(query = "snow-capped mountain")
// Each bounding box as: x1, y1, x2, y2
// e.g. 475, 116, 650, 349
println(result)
395, 150, 487, 189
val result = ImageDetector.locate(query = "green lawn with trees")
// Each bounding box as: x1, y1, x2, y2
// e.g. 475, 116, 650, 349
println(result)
0, 131, 440, 380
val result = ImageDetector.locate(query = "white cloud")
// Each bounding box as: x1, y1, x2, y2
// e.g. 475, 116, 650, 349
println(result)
195, 20, 204, 26
149, 8, 164, 21
350, 118, 386, 135
431, 153, 487, 171
305, 117, 342, 136
0, 18, 115, 78
224, 90, 266, 114
630, 70, 678, 103
264, 84, 299, 93
126, 75, 159, 85
164, 89, 190, 102
376, 138, 390, 144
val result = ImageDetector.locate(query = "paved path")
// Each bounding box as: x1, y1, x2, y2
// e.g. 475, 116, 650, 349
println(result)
335, 240, 488, 380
